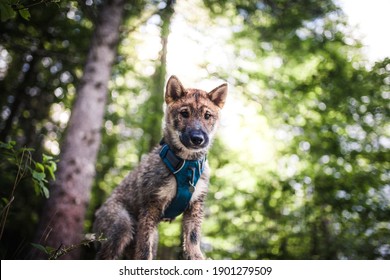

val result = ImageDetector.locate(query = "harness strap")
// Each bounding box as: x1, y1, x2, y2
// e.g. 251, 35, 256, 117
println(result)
159, 144, 185, 174
159, 144, 206, 219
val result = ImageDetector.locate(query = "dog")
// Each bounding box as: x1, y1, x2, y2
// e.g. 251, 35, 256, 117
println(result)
93, 75, 227, 259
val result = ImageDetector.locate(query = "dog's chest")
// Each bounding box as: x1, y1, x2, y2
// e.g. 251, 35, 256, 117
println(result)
157, 174, 208, 206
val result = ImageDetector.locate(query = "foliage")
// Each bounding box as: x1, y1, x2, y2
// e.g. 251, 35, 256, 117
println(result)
31, 233, 106, 260
0, 141, 56, 249
0, 141, 56, 199
0, 0, 92, 258
200, 0, 390, 259
0, 0, 60, 22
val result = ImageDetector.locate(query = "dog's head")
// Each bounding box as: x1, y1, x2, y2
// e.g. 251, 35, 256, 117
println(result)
163, 75, 228, 159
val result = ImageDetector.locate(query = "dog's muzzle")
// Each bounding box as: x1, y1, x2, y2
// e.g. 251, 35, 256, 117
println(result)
180, 129, 209, 149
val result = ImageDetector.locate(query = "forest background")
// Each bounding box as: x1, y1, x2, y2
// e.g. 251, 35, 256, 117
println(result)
0, 0, 389, 260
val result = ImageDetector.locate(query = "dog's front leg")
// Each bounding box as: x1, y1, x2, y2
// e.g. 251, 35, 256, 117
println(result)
134, 206, 160, 260
182, 200, 205, 260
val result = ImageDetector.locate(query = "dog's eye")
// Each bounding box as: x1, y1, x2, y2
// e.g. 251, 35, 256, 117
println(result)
204, 112, 212, 120
180, 110, 190, 118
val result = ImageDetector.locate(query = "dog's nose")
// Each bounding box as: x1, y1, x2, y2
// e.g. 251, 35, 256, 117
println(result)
190, 131, 204, 146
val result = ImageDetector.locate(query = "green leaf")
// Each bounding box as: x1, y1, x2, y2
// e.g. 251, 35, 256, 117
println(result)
31, 243, 49, 254
43, 154, 54, 161
33, 181, 40, 196
45, 246, 57, 254
41, 186, 50, 199
51, 161, 57, 172
48, 166, 56, 180
0, 141, 15, 150
35, 162, 45, 172
1, 197, 9, 205
0, 2, 16, 22
32, 171, 46, 181
18, 8, 30, 21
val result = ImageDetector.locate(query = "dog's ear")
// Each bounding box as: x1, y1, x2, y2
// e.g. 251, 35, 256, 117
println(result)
208, 83, 228, 109
165, 75, 186, 105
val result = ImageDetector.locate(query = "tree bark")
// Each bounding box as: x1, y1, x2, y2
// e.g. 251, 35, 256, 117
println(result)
30, 0, 125, 259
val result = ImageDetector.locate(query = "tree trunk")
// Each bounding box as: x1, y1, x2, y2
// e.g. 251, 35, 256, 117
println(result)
30, 0, 125, 259
145, 0, 175, 152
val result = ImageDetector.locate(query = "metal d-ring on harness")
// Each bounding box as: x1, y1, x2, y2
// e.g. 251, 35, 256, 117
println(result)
159, 143, 206, 219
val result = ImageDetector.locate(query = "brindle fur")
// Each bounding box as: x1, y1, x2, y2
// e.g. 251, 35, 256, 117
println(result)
93, 76, 227, 259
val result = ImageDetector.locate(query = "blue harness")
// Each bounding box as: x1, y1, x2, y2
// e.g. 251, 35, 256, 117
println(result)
159, 143, 206, 219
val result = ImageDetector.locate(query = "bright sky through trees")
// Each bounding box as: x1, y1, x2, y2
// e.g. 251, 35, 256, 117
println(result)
338, 0, 390, 62
167, 0, 276, 166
